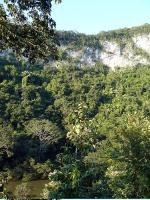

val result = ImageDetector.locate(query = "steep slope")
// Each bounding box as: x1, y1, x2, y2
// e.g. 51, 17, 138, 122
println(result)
56, 24, 150, 69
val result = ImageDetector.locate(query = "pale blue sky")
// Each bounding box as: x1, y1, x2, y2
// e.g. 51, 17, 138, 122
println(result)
52, 0, 150, 34
1, 0, 149, 34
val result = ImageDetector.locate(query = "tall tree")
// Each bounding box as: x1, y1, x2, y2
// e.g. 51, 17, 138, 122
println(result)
0, 0, 61, 63
85, 116, 150, 198
25, 119, 62, 161
0, 124, 14, 158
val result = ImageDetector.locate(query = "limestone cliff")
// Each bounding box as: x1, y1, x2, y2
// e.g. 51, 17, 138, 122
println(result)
56, 24, 150, 69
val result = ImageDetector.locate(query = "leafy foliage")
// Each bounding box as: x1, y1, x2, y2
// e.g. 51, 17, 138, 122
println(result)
0, 0, 61, 63
0, 59, 150, 198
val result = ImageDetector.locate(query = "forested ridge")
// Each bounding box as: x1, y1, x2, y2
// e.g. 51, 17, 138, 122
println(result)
58, 23, 150, 45
0, 0, 150, 198
52, 23, 150, 68
0, 56, 150, 198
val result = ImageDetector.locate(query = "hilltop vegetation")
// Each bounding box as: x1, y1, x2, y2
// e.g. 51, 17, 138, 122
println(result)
58, 23, 150, 45
55, 24, 150, 68
0, 56, 150, 198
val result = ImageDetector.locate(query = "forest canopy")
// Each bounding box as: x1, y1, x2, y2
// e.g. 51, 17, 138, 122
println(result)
0, 58, 150, 198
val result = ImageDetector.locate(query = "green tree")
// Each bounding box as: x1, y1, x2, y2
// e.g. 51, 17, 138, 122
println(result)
66, 103, 99, 155
0, 0, 61, 63
0, 124, 14, 158
85, 116, 150, 198
25, 119, 62, 161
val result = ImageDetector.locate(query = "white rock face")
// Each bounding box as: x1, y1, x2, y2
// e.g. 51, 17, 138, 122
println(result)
133, 34, 150, 54
67, 49, 81, 58
102, 41, 120, 54
100, 40, 149, 68
80, 47, 100, 66
62, 34, 150, 69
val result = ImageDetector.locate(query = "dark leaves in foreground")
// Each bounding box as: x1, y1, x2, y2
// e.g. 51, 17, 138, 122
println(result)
0, 0, 61, 63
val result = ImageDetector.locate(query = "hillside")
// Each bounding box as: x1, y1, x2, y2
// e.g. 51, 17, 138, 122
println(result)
54, 23, 150, 69
0, 24, 150, 199
0, 61, 150, 198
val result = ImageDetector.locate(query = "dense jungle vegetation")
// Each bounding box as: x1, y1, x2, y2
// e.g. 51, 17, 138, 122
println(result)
0, 57, 150, 199
58, 23, 150, 45
1, 0, 149, 198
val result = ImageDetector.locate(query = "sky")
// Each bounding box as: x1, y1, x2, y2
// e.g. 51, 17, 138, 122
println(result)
52, 0, 150, 34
